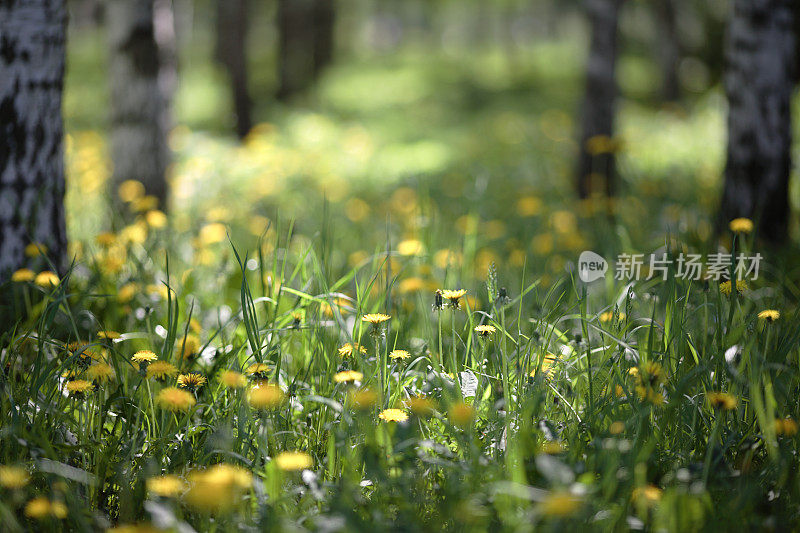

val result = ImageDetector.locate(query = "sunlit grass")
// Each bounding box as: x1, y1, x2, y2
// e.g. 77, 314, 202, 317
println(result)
10, 19, 798, 533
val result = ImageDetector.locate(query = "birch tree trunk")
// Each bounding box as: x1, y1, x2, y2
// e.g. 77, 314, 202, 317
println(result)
576, 0, 623, 199
656, 0, 680, 102
312, 0, 335, 78
0, 0, 68, 278
215, 0, 252, 139
720, 0, 795, 242
107, 0, 170, 210
277, 0, 316, 100
277, 0, 335, 100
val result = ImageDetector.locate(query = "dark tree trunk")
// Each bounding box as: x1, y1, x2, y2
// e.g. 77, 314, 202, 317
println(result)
277, 0, 334, 101
720, 0, 795, 243
215, 0, 252, 139
312, 0, 335, 78
576, 0, 623, 199
107, 0, 170, 210
277, 0, 315, 100
0, 0, 68, 279
656, 0, 680, 101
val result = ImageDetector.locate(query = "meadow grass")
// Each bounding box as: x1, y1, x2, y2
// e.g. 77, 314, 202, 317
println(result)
3, 25, 800, 533
2, 201, 799, 531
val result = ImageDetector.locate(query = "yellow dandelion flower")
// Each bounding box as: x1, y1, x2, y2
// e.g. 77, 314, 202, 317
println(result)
131, 195, 158, 212
87, 363, 115, 384
338, 343, 367, 357
729, 218, 753, 234
719, 280, 731, 295
397, 277, 427, 294
177, 372, 207, 391
707, 392, 738, 411
147, 475, 185, 497
24, 497, 67, 520
530, 353, 559, 379
132, 350, 158, 364
118, 179, 145, 202
248, 384, 285, 410
320, 297, 352, 317
11, 268, 35, 282
274, 451, 313, 471
379, 408, 408, 423
448, 402, 476, 428
397, 239, 425, 256
719, 280, 748, 295
61, 368, 82, 381
0, 466, 30, 489
219, 370, 248, 389
145, 210, 168, 228
334, 370, 363, 383
538, 491, 581, 517
202, 464, 252, 489
636, 386, 665, 406
474, 325, 496, 337
389, 349, 411, 360
100, 255, 125, 274
199, 223, 227, 245
156, 387, 196, 412
609, 421, 625, 435
631, 485, 662, 506
516, 195, 542, 217
541, 441, 565, 454
348, 388, 378, 410
291, 310, 304, 325
184, 464, 252, 514
405, 396, 436, 416
599, 311, 625, 323
146, 284, 169, 300
362, 313, 391, 325
95, 232, 117, 246
245, 362, 271, 379
146, 361, 178, 381
119, 221, 148, 244
34, 271, 59, 288
65, 379, 93, 397
758, 309, 780, 322
177, 334, 201, 360
632, 361, 664, 388
25, 242, 47, 257
585, 134, 618, 155
774, 417, 799, 437
117, 283, 138, 304
441, 289, 467, 308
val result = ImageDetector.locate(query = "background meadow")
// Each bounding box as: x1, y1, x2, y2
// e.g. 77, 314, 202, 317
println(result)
3, 0, 800, 531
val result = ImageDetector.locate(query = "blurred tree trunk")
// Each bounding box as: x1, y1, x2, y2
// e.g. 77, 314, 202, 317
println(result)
656, 0, 680, 101
215, 0, 252, 139
720, 0, 795, 242
277, 0, 335, 100
313, 0, 335, 78
0, 0, 68, 278
107, 0, 170, 210
576, 0, 624, 199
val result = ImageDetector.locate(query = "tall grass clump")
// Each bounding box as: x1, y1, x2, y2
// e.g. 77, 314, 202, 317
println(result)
2, 206, 799, 532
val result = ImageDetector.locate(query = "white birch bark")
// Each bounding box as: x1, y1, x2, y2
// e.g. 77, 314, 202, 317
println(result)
0, 0, 68, 278
107, 0, 170, 209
